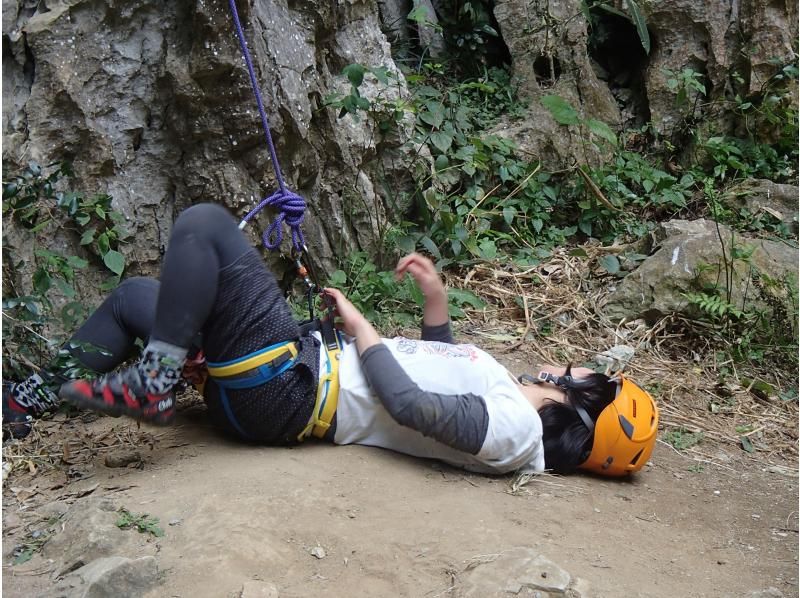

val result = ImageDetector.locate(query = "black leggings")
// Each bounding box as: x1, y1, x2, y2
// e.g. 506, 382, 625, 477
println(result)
67, 203, 319, 443
70, 203, 254, 369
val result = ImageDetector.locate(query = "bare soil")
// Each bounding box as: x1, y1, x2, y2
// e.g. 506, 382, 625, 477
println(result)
3, 390, 798, 598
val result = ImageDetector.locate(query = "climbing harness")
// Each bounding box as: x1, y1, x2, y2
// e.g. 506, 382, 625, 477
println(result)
207, 341, 301, 440
296, 318, 343, 441
203, 2, 341, 441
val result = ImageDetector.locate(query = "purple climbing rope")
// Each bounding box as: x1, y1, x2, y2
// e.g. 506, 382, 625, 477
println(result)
228, 0, 305, 251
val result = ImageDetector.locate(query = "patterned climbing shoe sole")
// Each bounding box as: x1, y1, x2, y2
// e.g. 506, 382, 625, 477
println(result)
59, 375, 175, 426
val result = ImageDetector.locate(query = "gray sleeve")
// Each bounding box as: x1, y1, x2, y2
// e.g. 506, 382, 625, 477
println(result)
359, 344, 489, 454
421, 321, 454, 344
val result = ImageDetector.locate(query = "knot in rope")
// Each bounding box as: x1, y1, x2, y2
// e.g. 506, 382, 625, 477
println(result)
239, 188, 306, 252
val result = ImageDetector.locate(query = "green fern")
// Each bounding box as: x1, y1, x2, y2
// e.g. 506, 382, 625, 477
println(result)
684, 291, 744, 320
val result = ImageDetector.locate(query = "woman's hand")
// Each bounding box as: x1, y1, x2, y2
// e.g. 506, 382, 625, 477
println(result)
395, 253, 449, 327
322, 287, 367, 336
322, 287, 382, 353
395, 253, 445, 298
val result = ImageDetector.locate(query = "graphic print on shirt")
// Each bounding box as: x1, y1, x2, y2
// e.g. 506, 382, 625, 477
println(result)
394, 338, 480, 362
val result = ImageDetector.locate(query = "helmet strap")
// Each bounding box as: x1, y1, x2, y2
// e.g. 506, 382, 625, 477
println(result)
518, 372, 595, 433
573, 403, 595, 432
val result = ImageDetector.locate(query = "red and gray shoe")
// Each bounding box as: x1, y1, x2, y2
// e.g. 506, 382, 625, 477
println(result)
3, 382, 34, 440
59, 370, 176, 426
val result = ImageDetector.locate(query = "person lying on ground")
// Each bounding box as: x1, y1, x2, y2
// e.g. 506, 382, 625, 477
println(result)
3, 203, 658, 476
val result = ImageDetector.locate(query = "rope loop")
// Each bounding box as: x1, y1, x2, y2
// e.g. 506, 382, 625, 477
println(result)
240, 188, 306, 252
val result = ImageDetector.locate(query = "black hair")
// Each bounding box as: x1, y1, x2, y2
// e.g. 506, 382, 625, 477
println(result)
538, 365, 616, 474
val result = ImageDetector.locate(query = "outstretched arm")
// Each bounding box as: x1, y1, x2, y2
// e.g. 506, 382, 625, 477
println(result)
395, 253, 453, 344
322, 286, 488, 454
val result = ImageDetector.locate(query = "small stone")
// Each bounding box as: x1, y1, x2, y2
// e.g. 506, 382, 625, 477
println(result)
717, 560, 726, 565
713, 490, 721, 495
169, 518, 182, 526
310, 546, 326, 559
240, 580, 279, 598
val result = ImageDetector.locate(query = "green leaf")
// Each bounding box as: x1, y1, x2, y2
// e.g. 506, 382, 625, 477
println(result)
626, 0, 650, 54
478, 239, 497, 259
569, 248, 588, 257
540, 95, 580, 125
598, 254, 620, 274
103, 250, 125, 275
396, 235, 417, 254
66, 255, 89, 269
502, 206, 516, 225
448, 288, 487, 309
419, 101, 445, 128
740, 435, 755, 453
61, 302, 85, 328
80, 227, 96, 245
420, 236, 442, 260
328, 270, 347, 286
100, 276, 121, 292
33, 268, 52, 294
55, 279, 77, 298
596, 3, 629, 19
585, 119, 617, 145
407, 4, 431, 24
430, 131, 453, 153
370, 66, 390, 85
13, 549, 34, 565
342, 64, 366, 87
434, 154, 449, 171
97, 232, 110, 255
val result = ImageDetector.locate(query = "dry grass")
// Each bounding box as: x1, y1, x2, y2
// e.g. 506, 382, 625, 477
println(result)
444, 248, 798, 467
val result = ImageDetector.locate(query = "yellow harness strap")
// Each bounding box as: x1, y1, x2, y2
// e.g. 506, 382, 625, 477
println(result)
298, 328, 342, 441
206, 342, 299, 378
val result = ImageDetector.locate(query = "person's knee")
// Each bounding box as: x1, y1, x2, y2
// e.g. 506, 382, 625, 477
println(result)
172, 203, 235, 239
108, 277, 158, 311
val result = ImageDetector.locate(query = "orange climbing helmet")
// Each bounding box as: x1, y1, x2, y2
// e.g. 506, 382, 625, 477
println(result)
579, 375, 659, 476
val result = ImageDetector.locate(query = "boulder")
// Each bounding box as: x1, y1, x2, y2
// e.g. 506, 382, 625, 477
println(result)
41, 498, 156, 577
602, 219, 798, 331
456, 547, 589, 597
50, 556, 158, 598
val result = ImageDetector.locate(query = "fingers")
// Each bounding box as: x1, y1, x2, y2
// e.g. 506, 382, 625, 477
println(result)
395, 253, 435, 280
322, 287, 344, 302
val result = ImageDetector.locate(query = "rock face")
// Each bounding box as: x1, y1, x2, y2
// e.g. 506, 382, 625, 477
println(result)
723, 179, 800, 234
492, 0, 620, 167
642, 0, 798, 134
602, 219, 798, 330
2, 0, 416, 285
490, 0, 794, 167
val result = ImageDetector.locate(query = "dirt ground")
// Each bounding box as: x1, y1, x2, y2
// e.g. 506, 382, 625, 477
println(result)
2, 334, 799, 598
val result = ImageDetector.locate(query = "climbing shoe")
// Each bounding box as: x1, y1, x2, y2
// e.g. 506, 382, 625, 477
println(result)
2, 373, 62, 440
59, 369, 176, 426
2, 382, 34, 440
